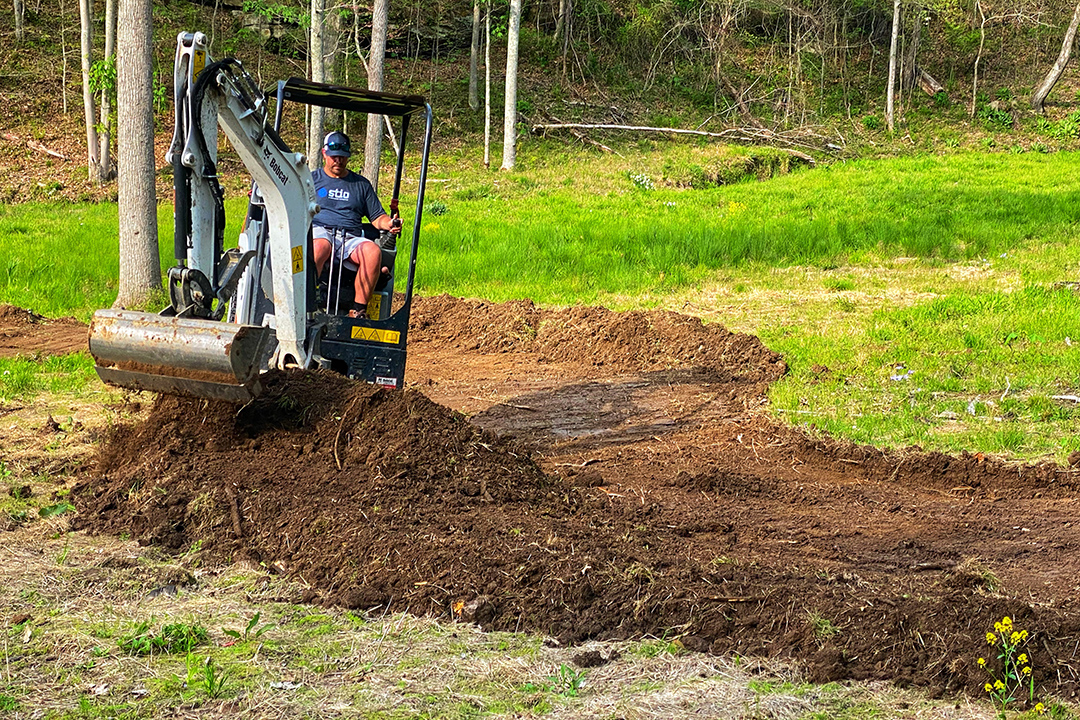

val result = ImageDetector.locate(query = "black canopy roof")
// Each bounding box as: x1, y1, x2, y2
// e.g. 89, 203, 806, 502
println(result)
271, 77, 428, 118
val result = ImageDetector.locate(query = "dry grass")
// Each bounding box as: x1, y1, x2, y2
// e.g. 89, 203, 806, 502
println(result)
0, 517, 1006, 719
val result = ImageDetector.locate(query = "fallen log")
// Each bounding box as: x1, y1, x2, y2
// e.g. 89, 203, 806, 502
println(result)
917, 67, 945, 97
3, 132, 71, 161
531, 122, 826, 159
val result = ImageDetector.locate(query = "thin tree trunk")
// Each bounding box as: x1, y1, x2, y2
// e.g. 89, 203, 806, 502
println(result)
364, 0, 389, 188
61, 0, 68, 113
99, 0, 117, 180
484, 0, 491, 169
308, 0, 327, 164
501, 0, 523, 170
1032, 1, 1080, 112
559, 0, 572, 74
13, 0, 25, 41
78, 0, 101, 182
886, 0, 900, 132
970, 1, 987, 118
469, 0, 480, 111
115, 0, 159, 307
324, 9, 341, 130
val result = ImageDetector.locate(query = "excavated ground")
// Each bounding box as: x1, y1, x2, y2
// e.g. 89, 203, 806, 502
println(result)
4, 298, 1080, 705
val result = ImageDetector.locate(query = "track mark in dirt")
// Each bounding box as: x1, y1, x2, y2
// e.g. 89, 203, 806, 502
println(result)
18, 294, 1076, 703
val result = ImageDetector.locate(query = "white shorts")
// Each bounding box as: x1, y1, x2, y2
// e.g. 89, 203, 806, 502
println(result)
313, 226, 375, 270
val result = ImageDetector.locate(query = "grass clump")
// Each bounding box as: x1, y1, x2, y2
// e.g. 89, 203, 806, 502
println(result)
118, 620, 209, 656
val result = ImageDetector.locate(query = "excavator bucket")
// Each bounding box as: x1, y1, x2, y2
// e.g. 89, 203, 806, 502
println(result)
88, 309, 272, 402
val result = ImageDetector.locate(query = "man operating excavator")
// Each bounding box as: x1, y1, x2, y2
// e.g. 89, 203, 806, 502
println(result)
311, 131, 402, 318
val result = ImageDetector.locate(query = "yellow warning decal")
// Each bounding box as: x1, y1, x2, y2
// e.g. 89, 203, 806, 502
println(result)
291, 245, 304, 274
193, 49, 206, 77
368, 295, 382, 318
351, 326, 401, 344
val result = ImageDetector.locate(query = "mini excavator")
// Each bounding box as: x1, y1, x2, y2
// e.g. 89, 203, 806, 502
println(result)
88, 32, 433, 402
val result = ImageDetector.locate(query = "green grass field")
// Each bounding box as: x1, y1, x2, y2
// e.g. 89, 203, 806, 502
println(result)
2, 143, 1079, 461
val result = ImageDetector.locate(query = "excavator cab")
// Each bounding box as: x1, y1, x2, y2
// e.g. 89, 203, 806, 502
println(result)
88, 32, 433, 401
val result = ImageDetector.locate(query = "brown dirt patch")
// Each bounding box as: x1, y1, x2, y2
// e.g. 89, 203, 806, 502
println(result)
0, 304, 87, 359
14, 297, 1080, 703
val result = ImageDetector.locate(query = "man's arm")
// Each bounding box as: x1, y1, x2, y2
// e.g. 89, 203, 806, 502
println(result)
371, 213, 400, 233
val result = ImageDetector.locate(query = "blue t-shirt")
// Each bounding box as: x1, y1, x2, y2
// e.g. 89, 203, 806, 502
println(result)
311, 168, 386, 233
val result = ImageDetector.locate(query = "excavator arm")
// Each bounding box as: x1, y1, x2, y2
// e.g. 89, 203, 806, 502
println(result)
89, 32, 319, 401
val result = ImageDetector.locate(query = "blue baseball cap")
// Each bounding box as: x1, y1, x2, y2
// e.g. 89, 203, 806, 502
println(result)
323, 131, 351, 158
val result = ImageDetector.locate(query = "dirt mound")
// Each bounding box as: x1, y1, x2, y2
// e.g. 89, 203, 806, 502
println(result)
0, 304, 86, 359
411, 294, 785, 384
67, 297, 1080, 704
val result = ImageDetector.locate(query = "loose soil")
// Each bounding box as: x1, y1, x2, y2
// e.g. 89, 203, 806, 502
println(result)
6, 297, 1080, 705
0, 304, 86, 359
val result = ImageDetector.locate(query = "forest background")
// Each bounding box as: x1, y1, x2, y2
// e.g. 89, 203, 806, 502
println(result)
6, 0, 1080, 199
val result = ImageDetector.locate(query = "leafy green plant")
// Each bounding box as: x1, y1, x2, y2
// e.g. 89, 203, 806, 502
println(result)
223, 612, 274, 642
119, 620, 209, 656
979, 615, 1041, 715
199, 656, 231, 699
862, 115, 882, 130
524, 663, 586, 697
38, 502, 73, 518
426, 199, 449, 216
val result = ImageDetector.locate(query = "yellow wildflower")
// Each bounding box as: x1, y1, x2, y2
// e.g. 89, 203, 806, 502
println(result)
1036, 702, 1046, 715
1021, 629, 1029, 640
985, 683, 994, 693
994, 680, 1006, 691
1023, 666, 1032, 675
1002, 616, 1012, 629
977, 657, 986, 666
1018, 653, 1028, 665
994, 622, 1003, 632
1011, 631, 1022, 643
986, 632, 997, 645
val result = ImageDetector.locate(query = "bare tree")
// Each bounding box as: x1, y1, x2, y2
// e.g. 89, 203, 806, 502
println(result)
13, 0, 25, 41
484, 0, 491, 169
79, 0, 103, 181
1032, 1, 1080, 112
98, 0, 117, 180
364, 0, 390, 188
308, 0, 327, 164
886, 0, 901, 132
115, 0, 159, 307
469, 0, 481, 111
501, 0, 523, 170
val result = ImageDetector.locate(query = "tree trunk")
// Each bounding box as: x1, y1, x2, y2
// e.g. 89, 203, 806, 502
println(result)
308, 0, 327, 165
1032, 1, 1080, 112
469, 0, 481, 111
13, 0, 25, 41
115, 0, 159, 308
484, 0, 491, 169
555, 0, 566, 43
364, 0, 389, 189
970, 1, 987, 118
886, 0, 900, 132
501, 0, 523, 170
559, 0, 572, 72
79, 0, 101, 182
99, 0, 117, 180
324, 9, 341, 130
